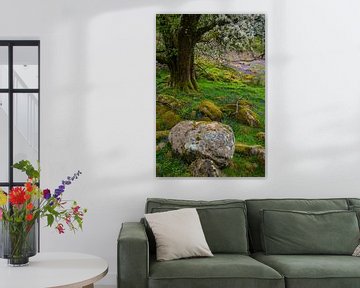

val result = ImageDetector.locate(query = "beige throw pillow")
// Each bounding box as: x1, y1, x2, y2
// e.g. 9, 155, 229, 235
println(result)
353, 244, 360, 256
145, 208, 213, 261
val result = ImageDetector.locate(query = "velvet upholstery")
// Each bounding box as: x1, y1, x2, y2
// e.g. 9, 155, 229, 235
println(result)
261, 209, 359, 255
253, 252, 360, 288
146, 198, 249, 254
347, 198, 360, 207
246, 198, 349, 252
118, 222, 148, 288
149, 254, 284, 288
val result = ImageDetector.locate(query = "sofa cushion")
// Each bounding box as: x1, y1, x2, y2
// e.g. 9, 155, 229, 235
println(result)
246, 198, 349, 252
347, 198, 360, 207
349, 205, 360, 228
261, 209, 359, 255
145, 208, 213, 261
146, 198, 249, 254
252, 252, 360, 288
149, 254, 284, 288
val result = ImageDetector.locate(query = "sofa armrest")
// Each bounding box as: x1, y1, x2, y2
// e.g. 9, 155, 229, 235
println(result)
118, 222, 149, 288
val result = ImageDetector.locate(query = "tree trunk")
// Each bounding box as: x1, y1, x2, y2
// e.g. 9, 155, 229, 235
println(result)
190, 51, 198, 90
170, 15, 200, 91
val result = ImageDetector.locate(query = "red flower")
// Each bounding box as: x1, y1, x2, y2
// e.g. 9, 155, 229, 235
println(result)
25, 182, 33, 192
65, 214, 71, 225
56, 223, 65, 234
24, 193, 31, 200
9, 187, 26, 205
26, 203, 34, 210
72, 205, 80, 215
26, 214, 33, 221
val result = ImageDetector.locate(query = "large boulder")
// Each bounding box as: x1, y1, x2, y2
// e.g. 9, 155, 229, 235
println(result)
169, 121, 235, 167
189, 158, 221, 177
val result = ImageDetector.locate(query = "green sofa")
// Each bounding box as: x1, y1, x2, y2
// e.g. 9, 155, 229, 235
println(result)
118, 198, 360, 288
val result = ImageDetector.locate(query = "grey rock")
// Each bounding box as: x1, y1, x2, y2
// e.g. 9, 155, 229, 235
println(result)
169, 121, 235, 167
189, 158, 221, 177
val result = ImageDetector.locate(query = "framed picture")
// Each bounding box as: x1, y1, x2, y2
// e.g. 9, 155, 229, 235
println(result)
156, 14, 265, 177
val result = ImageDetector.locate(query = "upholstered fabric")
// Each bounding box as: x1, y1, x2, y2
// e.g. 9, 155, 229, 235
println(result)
146, 198, 249, 254
145, 208, 213, 261
118, 222, 148, 288
352, 244, 360, 256
253, 252, 360, 288
261, 209, 359, 255
149, 254, 284, 288
347, 198, 360, 207
246, 198, 349, 252
349, 205, 360, 228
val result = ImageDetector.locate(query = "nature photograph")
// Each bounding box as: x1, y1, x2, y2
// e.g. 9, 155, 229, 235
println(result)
156, 14, 266, 177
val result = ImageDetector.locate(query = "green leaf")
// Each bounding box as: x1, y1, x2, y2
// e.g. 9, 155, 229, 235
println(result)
12, 160, 40, 180
47, 214, 54, 227
46, 205, 60, 217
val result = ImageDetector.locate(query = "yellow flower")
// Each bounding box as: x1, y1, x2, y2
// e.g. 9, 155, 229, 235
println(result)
0, 190, 7, 206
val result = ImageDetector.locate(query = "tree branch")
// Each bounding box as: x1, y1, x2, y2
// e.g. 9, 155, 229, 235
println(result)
196, 18, 229, 39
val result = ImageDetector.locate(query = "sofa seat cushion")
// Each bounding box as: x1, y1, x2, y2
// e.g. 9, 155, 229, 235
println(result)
252, 252, 360, 288
149, 254, 284, 288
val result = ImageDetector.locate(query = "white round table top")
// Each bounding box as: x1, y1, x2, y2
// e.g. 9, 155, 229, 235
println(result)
0, 252, 108, 288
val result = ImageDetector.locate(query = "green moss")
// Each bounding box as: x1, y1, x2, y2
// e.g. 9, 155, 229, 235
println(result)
196, 58, 242, 84
198, 117, 212, 122
156, 130, 170, 142
235, 143, 262, 154
236, 107, 260, 127
156, 103, 169, 115
157, 110, 181, 130
198, 100, 223, 121
157, 94, 185, 110
256, 132, 265, 142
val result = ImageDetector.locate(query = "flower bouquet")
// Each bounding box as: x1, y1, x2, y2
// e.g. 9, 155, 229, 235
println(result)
0, 160, 87, 266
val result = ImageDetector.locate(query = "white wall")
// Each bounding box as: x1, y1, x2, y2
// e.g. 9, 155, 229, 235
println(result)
1, 0, 360, 285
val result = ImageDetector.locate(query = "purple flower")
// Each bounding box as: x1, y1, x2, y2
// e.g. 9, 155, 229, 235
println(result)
43, 189, 51, 200
54, 170, 82, 199
54, 189, 63, 198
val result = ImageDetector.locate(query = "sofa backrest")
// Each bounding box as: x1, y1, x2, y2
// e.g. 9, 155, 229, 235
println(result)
245, 198, 349, 252
348, 198, 360, 207
145, 198, 249, 255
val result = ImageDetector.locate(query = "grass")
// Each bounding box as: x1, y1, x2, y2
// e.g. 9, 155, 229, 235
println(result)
156, 60, 265, 177
156, 143, 191, 177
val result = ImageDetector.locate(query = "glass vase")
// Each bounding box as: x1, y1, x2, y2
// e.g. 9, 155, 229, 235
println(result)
0, 220, 37, 266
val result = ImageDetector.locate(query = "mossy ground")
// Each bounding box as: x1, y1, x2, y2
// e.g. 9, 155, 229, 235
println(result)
156, 59, 265, 177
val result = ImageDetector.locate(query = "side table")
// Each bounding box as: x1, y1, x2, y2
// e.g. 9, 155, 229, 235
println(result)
0, 252, 108, 288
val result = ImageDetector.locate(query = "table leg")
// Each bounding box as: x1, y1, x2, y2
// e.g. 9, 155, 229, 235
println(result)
82, 284, 94, 288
